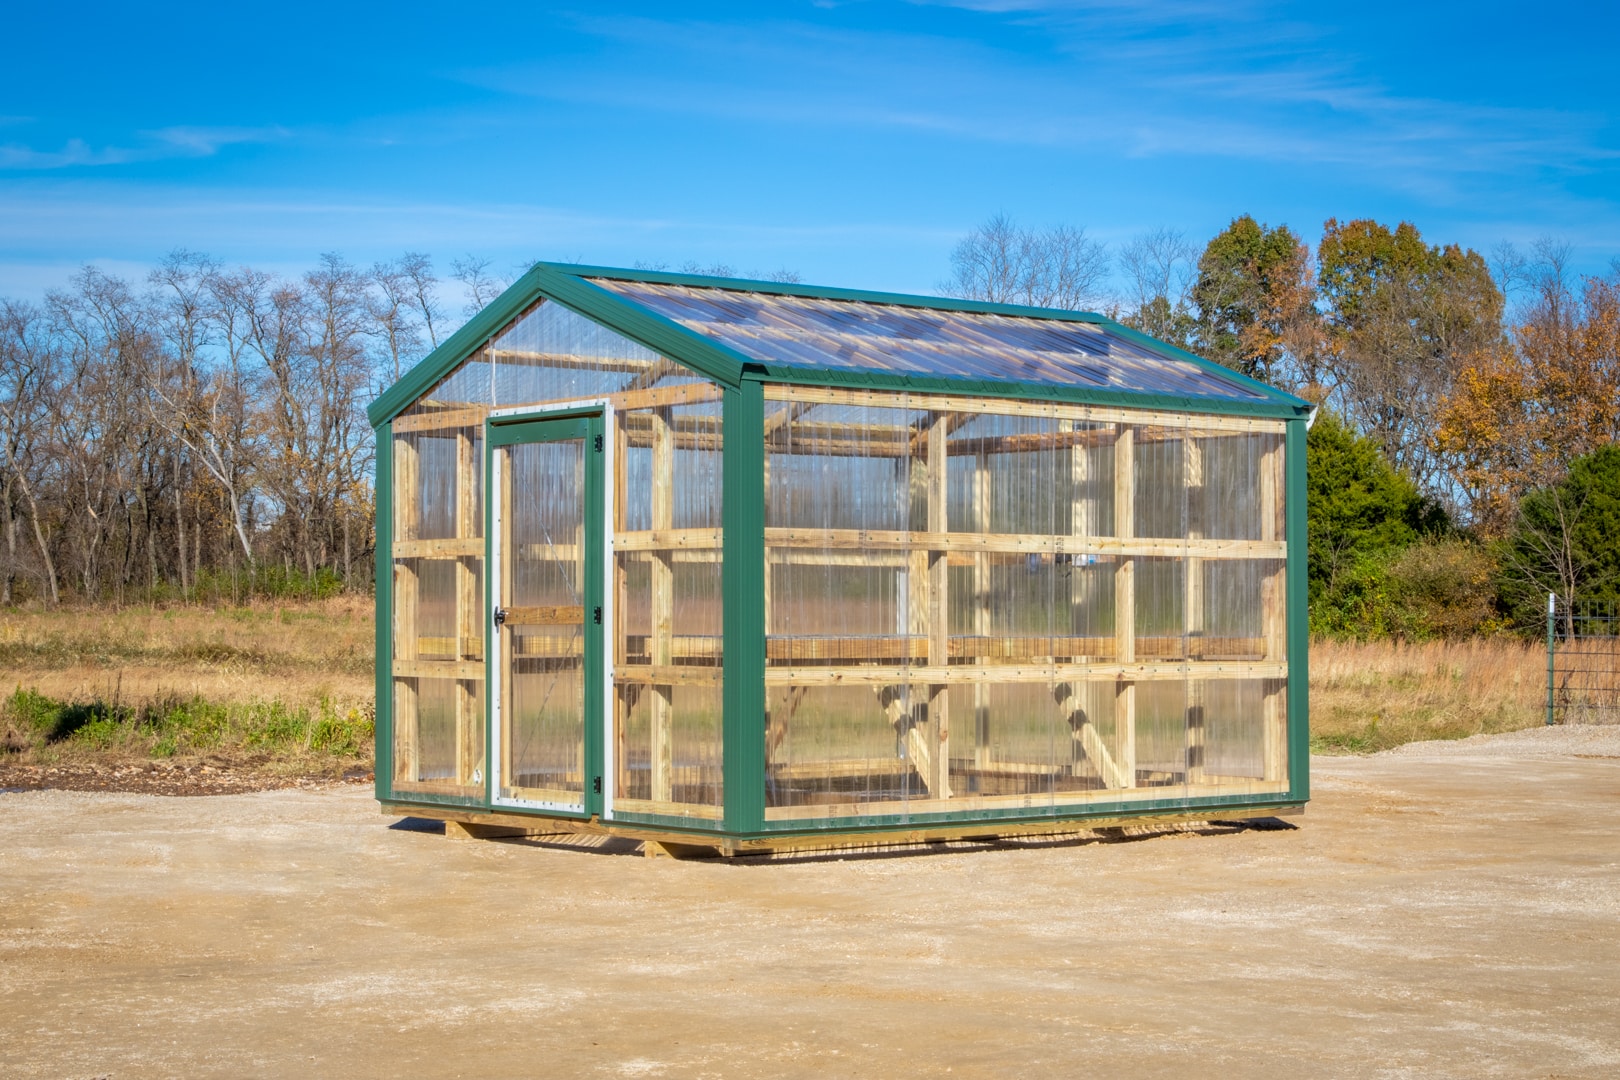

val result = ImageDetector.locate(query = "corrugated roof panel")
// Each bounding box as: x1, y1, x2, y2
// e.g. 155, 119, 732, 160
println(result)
592, 279, 1269, 402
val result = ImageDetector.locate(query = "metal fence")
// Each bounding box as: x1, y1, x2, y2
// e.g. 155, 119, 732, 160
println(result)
1547, 593, 1620, 724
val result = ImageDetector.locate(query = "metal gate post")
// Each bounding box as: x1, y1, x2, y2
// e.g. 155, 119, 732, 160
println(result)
1546, 591, 1556, 726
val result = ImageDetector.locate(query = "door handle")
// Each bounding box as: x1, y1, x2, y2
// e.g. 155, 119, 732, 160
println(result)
492, 606, 507, 630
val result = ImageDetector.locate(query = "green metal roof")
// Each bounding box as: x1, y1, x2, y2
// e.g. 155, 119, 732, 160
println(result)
367, 262, 1312, 428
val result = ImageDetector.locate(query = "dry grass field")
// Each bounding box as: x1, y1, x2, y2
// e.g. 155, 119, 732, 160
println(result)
0, 595, 1570, 786
0, 599, 374, 784
1310, 636, 1550, 752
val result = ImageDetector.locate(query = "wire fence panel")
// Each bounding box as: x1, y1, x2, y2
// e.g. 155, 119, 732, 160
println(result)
1548, 594, 1620, 725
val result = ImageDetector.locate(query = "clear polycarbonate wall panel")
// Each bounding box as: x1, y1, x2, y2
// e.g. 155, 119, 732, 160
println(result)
1196, 678, 1277, 781
384, 294, 725, 815
499, 437, 587, 806
594, 278, 1272, 402
761, 385, 1291, 823
614, 398, 724, 820
390, 416, 484, 795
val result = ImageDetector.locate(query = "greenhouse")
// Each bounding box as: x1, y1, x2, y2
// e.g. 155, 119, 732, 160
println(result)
368, 263, 1312, 854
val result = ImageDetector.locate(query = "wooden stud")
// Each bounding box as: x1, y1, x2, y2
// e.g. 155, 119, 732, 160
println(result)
455, 428, 481, 785
392, 434, 420, 784
1260, 436, 1286, 783
1185, 433, 1205, 788
649, 407, 675, 804
972, 446, 992, 769
926, 413, 951, 800
1113, 424, 1137, 789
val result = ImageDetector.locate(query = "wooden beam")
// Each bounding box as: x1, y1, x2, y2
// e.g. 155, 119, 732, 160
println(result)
1054, 682, 1129, 789
392, 537, 483, 559
766, 661, 1286, 686
392, 405, 489, 433
393, 659, 486, 681
614, 665, 723, 686
763, 384, 1287, 435
612, 380, 725, 412
760, 527, 1285, 560
503, 604, 584, 626
486, 347, 654, 373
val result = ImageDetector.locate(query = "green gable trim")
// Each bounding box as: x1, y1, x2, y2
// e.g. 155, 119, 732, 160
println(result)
557, 262, 1309, 410
366, 263, 755, 428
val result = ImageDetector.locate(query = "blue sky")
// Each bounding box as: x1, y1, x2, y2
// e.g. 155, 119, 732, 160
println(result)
2, 1, 1616, 304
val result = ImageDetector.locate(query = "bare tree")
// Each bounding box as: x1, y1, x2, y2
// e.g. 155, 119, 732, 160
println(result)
399, 252, 442, 350
450, 255, 505, 317
0, 301, 61, 604
942, 214, 1109, 311
369, 258, 423, 382
1118, 227, 1198, 344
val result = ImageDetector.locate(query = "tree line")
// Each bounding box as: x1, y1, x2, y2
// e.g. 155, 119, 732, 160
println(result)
4, 223, 1615, 630
0, 251, 484, 605
946, 214, 1620, 635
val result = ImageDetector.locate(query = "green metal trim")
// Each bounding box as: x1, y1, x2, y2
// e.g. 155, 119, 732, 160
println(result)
547, 261, 1310, 409
747, 793, 1307, 837
606, 810, 727, 833
721, 380, 767, 835
373, 421, 394, 804
1285, 418, 1310, 802
367, 265, 751, 428
584, 413, 606, 816
487, 415, 590, 447
738, 363, 1306, 420
369, 263, 549, 428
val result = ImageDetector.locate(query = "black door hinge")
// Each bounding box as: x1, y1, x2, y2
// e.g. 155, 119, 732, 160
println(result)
593, 606, 603, 624
593, 434, 604, 452
592, 776, 603, 794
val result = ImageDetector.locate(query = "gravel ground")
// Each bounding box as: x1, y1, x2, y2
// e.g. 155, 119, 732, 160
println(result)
2, 727, 1617, 1079
1378, 722, 1620, 759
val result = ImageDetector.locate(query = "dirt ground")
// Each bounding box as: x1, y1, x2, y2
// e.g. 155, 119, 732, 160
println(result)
2, 728, 1618, 1079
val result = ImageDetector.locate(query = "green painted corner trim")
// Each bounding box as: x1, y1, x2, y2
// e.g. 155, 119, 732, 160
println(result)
1285, 418, 1310, 802
549, 261, 1310, 410
721, 381, 767, 834
373, 420, 394, 804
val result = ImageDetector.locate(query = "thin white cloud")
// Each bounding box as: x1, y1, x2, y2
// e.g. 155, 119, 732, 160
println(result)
0, 125, 288, 172
467, 9, 1615, 199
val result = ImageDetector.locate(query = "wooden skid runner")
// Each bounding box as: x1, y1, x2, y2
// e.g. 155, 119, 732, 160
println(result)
383, 802, 1302, 858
